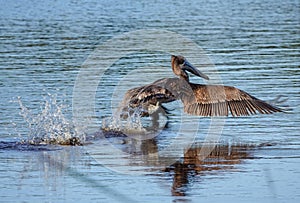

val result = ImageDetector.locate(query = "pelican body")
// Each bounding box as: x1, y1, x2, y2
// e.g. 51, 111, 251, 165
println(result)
120, 55, 282, 117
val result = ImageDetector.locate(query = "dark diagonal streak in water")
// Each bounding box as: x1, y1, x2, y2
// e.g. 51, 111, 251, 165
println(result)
47, 155, 138, 203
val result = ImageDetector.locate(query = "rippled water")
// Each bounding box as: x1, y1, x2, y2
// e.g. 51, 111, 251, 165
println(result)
0, 0, 299, 202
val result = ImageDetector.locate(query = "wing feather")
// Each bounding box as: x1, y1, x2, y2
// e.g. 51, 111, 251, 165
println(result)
182, 84, 282, 117
120, 78, 179, 110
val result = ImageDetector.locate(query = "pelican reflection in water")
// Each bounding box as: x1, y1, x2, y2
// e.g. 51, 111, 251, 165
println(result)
119, 55, 282, 121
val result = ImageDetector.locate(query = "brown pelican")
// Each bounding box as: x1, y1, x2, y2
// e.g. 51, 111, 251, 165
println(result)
119, 55, 282, 117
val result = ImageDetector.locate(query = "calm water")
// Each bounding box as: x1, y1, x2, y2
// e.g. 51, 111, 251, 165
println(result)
1, 0, 299, 202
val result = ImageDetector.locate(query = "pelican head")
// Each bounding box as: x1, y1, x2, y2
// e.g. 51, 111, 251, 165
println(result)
171, 55, 209, 81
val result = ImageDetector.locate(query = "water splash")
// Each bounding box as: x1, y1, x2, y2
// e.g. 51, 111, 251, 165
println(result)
102, 107, 147, 134
17, 94, 85, 145
101, 105, 168, 139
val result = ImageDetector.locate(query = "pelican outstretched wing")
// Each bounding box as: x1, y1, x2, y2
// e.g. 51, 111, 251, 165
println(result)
182, 84, 283, 117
